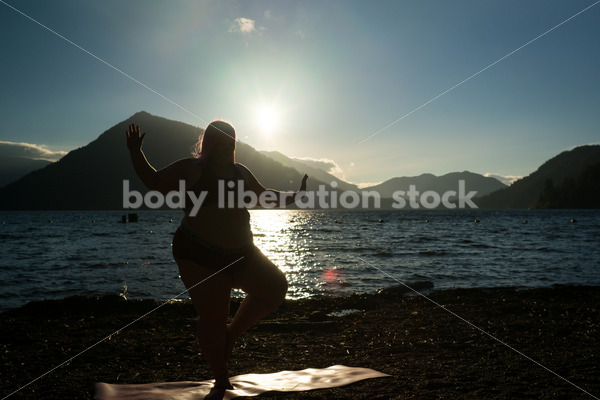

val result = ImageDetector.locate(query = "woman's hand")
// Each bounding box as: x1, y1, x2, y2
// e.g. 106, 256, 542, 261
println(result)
125, 124, 146, 151
300, 174, 308, 192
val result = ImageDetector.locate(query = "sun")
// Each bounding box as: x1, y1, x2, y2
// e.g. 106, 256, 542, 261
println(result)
256, 105, 279, 135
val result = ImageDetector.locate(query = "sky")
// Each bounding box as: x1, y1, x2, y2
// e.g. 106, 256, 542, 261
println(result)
1, 0, 599, 186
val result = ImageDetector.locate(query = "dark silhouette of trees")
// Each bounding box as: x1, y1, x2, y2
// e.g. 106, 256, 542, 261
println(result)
536, 162, 600, 209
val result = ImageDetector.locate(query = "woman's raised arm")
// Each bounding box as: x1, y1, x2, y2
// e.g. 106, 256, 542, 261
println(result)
126, 124, 194, 194
237, 163, 308, 207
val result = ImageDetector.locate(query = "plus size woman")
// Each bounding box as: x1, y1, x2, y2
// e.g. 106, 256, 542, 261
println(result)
126, 120, 307, 399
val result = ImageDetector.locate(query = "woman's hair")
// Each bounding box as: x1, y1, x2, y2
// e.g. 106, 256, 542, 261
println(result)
194, 120, 236, 163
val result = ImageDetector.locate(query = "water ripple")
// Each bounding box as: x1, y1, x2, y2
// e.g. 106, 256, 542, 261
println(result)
0, 209, 599, 311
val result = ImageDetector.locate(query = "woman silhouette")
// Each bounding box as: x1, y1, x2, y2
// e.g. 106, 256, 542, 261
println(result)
126, 120, 308, 399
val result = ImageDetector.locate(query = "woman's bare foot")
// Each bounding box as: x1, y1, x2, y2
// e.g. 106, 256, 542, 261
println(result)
204, 386, 226, 400
204, 377, 233, 400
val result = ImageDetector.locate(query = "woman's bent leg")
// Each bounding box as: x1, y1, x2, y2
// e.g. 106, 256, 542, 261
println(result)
226, 250, 288, 361
176, 258, 233, 383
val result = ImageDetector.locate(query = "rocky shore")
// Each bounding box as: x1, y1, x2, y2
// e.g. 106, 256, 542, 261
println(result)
1, 285, 599, 399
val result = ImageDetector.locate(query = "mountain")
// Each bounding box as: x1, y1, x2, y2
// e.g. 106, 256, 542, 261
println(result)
259, 151, 506, 205
0, 112, 314, 210
477, 144, 600, 209
259, 151, 360, 192
362, 172, 505, 200
0, 111, 507, 210
536, 160, 600, 208
3, 111, 596, 210
0, 157, 51, 188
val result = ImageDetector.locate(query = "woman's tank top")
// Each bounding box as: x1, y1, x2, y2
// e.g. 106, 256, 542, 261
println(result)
185, 163, 247, 212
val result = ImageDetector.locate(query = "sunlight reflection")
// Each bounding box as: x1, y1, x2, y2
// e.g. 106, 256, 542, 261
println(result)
249, 210, 319, 299
250, 209, 298, 272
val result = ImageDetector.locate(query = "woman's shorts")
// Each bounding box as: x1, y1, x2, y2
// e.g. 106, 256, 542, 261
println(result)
172, 226, 262, 274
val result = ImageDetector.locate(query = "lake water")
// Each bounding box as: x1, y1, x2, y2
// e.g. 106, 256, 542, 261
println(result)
1, 209, 599, 312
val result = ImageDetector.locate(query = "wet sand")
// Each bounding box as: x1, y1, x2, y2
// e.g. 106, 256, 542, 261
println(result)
1, 285, 599, 399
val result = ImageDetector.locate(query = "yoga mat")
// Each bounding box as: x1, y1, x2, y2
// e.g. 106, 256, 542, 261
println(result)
95, 365, 390, 400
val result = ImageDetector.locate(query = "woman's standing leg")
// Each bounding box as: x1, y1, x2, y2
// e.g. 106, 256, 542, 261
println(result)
176, 258, 233, 387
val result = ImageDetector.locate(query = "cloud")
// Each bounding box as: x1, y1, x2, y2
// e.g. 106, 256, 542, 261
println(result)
484, 173, 522, 186
351, 181, 384, 189
229, 17, 257, 35
291, 157, 344, 177
0, 141, 67, 162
